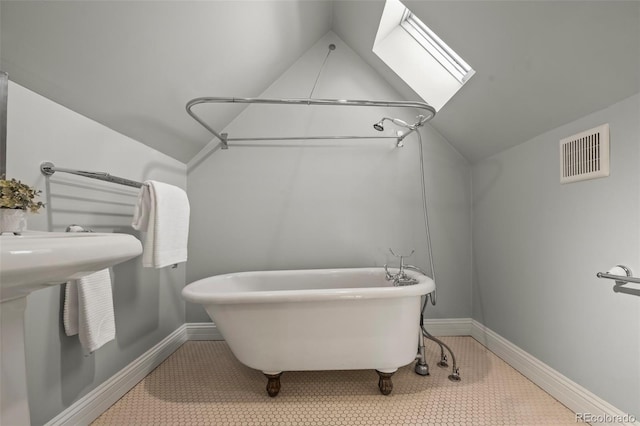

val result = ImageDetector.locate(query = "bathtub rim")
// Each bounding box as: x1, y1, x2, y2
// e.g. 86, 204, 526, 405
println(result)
182, 267, 434, 305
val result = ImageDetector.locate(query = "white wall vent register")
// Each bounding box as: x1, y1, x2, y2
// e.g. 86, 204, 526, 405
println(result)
559, 123, 610, 184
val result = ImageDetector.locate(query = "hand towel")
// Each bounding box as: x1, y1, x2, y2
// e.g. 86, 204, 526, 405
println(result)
63, 268, 115, 353
131, 180, 190, 268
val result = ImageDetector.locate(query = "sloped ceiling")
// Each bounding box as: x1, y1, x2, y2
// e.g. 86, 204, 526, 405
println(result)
2, 1, 639, 164
333, 0, 640, 162
0, 1, 333, 163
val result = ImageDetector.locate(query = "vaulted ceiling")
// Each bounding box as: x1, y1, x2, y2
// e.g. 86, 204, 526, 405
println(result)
2, 1, 639, 164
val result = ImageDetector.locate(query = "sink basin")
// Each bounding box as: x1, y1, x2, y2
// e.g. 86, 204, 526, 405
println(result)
0, 230, 143, 425
0, 231, 142, 302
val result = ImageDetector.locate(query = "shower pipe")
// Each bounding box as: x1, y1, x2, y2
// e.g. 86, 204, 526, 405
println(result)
413, 130, 460, 382
185, 97, 436, 149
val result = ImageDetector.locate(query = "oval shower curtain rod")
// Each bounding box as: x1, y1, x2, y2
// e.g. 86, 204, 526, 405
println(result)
185, 96, 437, 150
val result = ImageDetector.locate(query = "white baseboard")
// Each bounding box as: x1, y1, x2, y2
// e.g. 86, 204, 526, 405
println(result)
45, 326, 188, 426
470, 320, 639, 426
184, 318, 471, 339
423, 318, 472, 336
45, 319, 638, 426
185, 322, 224, 340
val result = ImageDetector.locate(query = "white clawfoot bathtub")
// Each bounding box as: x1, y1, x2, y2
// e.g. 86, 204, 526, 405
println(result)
182, 267, 434, 396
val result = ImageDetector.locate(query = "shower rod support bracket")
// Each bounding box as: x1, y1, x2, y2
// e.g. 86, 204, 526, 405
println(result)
220, 133, 228, 150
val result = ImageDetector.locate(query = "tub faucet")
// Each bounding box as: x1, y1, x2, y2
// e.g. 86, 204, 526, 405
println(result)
384, 249, 419, 286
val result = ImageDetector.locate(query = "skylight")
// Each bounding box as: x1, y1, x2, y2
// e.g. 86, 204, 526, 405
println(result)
373, 0, 475, 111
399, 10, 474, 84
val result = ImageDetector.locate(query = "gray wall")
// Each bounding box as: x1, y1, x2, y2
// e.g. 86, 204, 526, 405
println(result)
472, 93, 640, 418
186, 31, 472, 322
5, 17, 636, 424
6, 81, 187, 425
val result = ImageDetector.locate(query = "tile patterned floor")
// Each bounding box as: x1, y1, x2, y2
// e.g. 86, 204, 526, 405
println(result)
93, 337, 578, 425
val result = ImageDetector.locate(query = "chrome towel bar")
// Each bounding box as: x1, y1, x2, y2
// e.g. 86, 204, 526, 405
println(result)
597, 272, 640, 285
596, 265, 640, 285
597, 265, 640, 297
40, 162, 143, 188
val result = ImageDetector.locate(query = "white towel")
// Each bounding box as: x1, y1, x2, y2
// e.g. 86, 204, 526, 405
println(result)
131, 180, 190, 268
63, 269, 115, 353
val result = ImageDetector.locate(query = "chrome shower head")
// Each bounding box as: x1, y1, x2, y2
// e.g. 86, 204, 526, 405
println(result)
373, 117, 414, 132
373, 115, 430, 147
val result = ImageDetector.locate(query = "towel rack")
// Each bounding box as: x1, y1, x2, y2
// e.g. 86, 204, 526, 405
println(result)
40, 162, 143, 188
597, 265, 640, 296
596, 265, 640, 285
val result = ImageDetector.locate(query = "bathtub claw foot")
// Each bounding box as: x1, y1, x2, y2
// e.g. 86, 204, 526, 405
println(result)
264, 373, 282, 397
376, 370, 394, 395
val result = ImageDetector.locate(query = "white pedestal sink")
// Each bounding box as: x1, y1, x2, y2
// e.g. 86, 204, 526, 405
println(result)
0, 231, 142, 425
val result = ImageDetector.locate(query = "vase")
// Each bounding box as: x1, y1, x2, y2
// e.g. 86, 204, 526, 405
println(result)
0, 209, 27, 234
